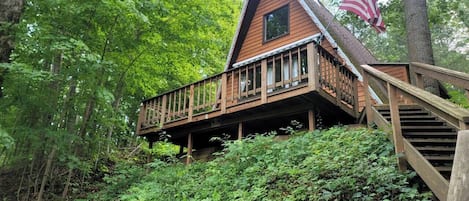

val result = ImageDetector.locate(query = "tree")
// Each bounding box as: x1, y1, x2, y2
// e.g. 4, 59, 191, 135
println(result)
403, 0, 441, 96
0, 0, 24, 97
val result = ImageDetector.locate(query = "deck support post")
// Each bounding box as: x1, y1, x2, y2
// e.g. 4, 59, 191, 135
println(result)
186, 133, 193, 165
307, 43, 318, 90
261, 59, 268, 104
447, 130, 469, 201
387, 83, 407, 171
308, 110, 315, 131
362, 72, 373, 126
238, 122, 243, 140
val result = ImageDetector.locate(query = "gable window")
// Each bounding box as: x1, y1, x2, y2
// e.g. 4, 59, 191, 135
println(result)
264, 5, 289, 42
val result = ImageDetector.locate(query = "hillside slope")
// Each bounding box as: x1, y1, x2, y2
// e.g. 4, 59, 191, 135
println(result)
92, 127, 431, 201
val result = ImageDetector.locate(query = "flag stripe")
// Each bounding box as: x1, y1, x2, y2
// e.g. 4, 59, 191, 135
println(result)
339, 0, 386, 33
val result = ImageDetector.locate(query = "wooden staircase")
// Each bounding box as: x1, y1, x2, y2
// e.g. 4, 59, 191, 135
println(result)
376, 104, 456, 180
362, 63, 469, 201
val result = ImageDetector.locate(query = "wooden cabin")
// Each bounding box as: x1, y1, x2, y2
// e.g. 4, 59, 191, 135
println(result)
137, 1, 469, 199
136, 0, 409, 154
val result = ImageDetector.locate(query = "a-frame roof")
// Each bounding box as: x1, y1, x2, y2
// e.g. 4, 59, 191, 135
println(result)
224, 0, 377, 76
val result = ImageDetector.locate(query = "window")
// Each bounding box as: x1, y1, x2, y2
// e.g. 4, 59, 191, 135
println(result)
264, 5, 289, 42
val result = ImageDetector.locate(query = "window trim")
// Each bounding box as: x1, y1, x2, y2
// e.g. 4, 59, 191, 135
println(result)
263, 4, 290, 43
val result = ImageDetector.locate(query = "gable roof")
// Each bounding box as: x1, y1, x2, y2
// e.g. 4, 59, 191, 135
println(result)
224, 0, 377, 73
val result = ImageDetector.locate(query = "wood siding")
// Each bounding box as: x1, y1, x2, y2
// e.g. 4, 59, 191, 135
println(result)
236, 0, 319, 62
373, 65, 410, 83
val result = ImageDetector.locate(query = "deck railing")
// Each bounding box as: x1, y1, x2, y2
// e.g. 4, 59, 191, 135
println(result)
137, 42, 359, 132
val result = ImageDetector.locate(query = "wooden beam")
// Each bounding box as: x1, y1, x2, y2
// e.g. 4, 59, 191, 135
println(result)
261, 59, 267, 104
307, 43, 318, 90
186, 133, 193, 165
387, 83, 407, 171
404, 139, 449, 201
363, 73, 374, 127
447, 130, 469, 201
221, 74, 227, 114
238, 122, 243, 140
415, 73, 424, 89
308, 110, 315, 131
188, 85, 194, 122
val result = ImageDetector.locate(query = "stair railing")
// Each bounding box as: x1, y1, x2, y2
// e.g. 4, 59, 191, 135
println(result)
361, 64, 469, 200
411, 62, 469, 99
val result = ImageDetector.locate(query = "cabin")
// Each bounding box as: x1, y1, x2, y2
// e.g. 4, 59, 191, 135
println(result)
136, 0, 469, 200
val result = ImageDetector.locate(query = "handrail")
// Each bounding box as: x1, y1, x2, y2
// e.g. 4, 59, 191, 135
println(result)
411, 62, 469, 90
362, 64, 469, 129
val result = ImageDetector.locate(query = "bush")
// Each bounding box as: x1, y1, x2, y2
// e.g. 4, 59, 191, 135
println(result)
96, 127, 432, 201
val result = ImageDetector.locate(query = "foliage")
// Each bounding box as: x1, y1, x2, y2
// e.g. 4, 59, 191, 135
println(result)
0, 0, 241, 199
94, 127, 431, 201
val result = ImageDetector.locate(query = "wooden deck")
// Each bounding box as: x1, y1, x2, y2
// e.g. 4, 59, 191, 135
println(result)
137, 42, 360, 142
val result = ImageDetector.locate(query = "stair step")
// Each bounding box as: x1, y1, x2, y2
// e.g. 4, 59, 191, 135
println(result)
424, 155, 454, 160
386, 115, 437, 120
415, 146, 455, 152
403, 132, 457, 137
407, 138, 457, 143
401, 126, 454, 132
380, 111, 429, 116
434, 166, 453, 172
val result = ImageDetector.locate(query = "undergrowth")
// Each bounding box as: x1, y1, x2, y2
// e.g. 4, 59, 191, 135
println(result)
90, 127, 432, 201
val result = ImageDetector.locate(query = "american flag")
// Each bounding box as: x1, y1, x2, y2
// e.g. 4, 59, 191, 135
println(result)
339, 0, 386, 33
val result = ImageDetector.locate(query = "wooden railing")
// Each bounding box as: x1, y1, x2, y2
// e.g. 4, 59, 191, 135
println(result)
362, 64, 469, 200
412, 62, 469, 99
317, 45, 358, 113
137, 42, 359, 132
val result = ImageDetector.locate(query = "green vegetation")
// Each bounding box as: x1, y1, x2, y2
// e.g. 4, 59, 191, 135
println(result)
92, 127, 431, 201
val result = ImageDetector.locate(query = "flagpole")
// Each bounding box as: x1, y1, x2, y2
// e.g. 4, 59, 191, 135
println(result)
317, 0, 342, 45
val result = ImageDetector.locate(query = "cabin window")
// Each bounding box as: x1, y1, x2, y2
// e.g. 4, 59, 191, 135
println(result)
263, 5, 289, 42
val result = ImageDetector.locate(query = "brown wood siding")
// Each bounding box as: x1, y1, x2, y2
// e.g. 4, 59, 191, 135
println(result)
236, 0, 320, 62
374, 65, 410, 83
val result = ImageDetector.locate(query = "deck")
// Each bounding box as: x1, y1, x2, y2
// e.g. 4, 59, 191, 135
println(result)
136, 42, 361, 145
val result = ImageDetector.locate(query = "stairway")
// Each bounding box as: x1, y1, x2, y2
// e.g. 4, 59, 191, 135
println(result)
376, 104, 456, 180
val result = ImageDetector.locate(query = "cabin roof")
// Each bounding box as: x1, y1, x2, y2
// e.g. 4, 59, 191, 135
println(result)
224, 0, 377, 72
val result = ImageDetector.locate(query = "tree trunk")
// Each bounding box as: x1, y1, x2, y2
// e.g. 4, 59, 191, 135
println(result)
37, 147, 56, 201
0, 0, 24, 97
403, 0, 441, 96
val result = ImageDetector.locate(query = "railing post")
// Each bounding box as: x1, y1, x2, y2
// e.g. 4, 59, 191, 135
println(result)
188, 85, 194, 122
136, 103, 145, 133
352, 76, 359, 117
159, 95, 167, 127
388, 83, 407, 171
335, 66, 341, 105
447, 130, 469, 201
415, 72, 424, 89
261, 59, 268, 104
221, 74, 227, 114
362, 71, 374, 126
307, 43, 318, 90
